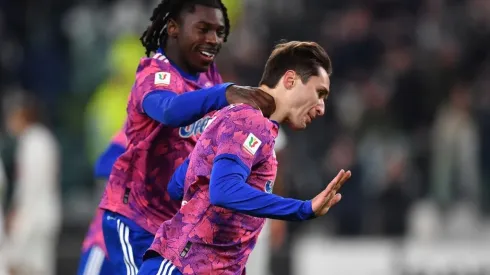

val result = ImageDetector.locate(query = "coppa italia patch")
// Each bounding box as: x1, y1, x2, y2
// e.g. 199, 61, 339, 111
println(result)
243, 133, 262, 155
154, 72, 171, 86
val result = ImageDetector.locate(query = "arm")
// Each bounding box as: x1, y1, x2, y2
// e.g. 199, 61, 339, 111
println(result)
168, 158, 189, 201
209, 154, 314, 221
136, 58, 275, 127
94, 142, 126, 179
142, 83, 233, 127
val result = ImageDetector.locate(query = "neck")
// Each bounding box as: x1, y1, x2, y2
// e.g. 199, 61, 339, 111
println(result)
163, 43, 197, 76
259, 85, 289, 123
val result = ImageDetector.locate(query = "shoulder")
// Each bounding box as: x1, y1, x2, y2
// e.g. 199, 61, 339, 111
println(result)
19, 125, 59, 158
219, 104, 263, 120
22, 125, 57, 145
216, 104, 270, 130
111, 129, 127, 147
214, 104, 275, 148
135, 54, 184, 87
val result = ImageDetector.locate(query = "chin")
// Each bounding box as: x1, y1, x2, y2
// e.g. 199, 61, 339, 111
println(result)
191, 64, 209, 73
187, 59, 209, 73
288, 121, 307, 130
193, 58, 213, 71
199, 64, 212, 72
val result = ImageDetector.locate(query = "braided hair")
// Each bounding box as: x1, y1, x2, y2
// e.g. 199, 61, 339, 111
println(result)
140, 0, 230, 57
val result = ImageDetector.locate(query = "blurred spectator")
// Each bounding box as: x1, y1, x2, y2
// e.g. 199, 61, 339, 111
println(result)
429, 82, 481, 238
0, 156, 8, 275
376, 143, 413, 236
323, 135, 363, 236
430, 83, 480, 210
475, 71, 490, 213
2, 89, 61, 275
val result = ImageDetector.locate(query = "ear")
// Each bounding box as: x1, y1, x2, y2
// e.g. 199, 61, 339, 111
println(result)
282, 70, 297, 90
166, 18, 179, 38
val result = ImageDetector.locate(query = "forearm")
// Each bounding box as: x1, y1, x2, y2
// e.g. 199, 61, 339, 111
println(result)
209, 155, 314, 221
142, 83, 233, 127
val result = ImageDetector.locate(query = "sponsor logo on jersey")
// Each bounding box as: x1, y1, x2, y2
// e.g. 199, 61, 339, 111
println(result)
179, 117, 213, 138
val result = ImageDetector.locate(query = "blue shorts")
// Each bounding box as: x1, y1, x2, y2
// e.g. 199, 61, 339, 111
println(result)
102, 210, 155, 275
77, 246, 114, 275
138, 255, 182, 275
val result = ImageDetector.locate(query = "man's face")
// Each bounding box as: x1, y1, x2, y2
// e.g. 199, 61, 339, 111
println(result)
176, 5, 225, 72
285, 67, 330, 130
4, 108, 24, 136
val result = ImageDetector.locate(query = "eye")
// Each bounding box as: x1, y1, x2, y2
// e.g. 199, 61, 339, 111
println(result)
216, 27, 225, 38
317, 90, 328, 99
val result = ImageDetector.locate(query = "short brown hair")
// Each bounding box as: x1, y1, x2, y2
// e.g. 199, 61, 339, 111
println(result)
259, 41, 332, 88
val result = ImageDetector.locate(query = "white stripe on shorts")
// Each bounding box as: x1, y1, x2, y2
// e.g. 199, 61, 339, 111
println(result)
117, 220, 138, 275
83, 246, 105, 275
156, 258, 177, 275
156, 259, 168, 275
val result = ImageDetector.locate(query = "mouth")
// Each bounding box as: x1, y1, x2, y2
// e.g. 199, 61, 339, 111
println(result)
306, 115, 313, 124
198, 48, 218, 62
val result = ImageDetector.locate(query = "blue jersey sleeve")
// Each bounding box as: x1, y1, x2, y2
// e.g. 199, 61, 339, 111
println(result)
209, 154, 314, 221
94, 143, 126, 179
142, 83, 233, 127
167, 158, 189, 201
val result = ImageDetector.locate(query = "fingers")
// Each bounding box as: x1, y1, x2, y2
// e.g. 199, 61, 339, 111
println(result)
323, 169, 350, 195
328, 193, 342, 208
323, 170, 351, 206
334, 170, 351, 192
323, 170, 345, 194
318, 193, 342, 216
313, 169, 351, 217
320, 170, 344, 205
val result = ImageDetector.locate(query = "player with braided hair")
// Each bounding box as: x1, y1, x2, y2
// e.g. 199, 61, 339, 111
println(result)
96, 0, 276, 274
140, 0, 230, 58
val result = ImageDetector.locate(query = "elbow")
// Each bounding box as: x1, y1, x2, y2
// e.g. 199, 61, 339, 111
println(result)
168, 189, 178, 201
94, 160, 111, 179
209, 187, 226, 207
143, 94, 183, 127
167, 184, 182, 201
94, 167, 110, 179
161, 109, 181, 127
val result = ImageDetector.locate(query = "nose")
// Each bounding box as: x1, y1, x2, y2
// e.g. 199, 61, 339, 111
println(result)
316, 99, 325, 116
205, 31, 219, 46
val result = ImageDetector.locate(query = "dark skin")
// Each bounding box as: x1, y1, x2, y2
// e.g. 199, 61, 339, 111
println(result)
165, 4, 225, 74
161, 4, 276, 117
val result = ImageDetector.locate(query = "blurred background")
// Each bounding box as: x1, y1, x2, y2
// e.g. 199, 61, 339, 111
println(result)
1, 0, 490, 274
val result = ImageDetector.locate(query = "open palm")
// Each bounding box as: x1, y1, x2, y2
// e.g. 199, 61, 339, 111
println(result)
311, 169, 351, 217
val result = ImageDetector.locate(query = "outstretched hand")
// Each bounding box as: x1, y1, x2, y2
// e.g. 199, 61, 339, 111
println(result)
311, 169, 351, 217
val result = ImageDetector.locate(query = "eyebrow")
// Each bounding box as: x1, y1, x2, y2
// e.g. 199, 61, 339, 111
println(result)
196, 20, 225, 28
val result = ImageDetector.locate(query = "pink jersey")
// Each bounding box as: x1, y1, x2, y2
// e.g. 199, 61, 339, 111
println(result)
150, 104, 279, 275
83, 130, 127, 254
82, 209, 106, 253
99, 53, 222, 234
111, 129, 127, 147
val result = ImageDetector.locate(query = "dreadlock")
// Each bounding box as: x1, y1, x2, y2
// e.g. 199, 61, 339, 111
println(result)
140, 0, 230, 57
